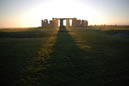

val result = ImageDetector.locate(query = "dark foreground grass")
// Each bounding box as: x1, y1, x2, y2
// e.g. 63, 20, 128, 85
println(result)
0, 27, 129, 86
0, 38, 45, 85
0, 27, 57, 86
69, 27, 129, 86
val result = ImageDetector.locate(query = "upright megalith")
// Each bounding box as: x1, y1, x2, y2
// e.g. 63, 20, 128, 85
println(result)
83, 20, 88, 27
72, 18, 88, 27
72, 18, 78, 27
66, 18, 70, 27
52, 18, 59, 27
41, 17, 88, 28
41, 18, 59, 28
60, 18, 64, 28
41, 19, 49, 27
41, 20, 44, 27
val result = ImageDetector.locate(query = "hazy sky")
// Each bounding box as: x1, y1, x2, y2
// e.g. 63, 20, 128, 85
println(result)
0, 0, 129, 28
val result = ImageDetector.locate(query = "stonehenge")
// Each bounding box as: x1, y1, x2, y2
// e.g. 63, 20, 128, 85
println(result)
41, 18, 88, 28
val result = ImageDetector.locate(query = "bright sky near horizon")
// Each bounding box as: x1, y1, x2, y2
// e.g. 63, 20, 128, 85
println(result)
0, 0, 129, 28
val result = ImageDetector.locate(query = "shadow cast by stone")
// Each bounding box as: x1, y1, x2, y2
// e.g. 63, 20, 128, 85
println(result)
39, 27, 96, 86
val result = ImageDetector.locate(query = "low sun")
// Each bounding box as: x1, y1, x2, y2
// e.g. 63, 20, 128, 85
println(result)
19, 0, 104, 27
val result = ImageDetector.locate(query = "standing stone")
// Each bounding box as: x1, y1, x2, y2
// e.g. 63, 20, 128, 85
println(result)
72, 18, 77, 27
41, 18, 88, 28
66, 19, 70, 27
60, 19, 64, 28
53, 18, 59, 27
41, 20, 44, 27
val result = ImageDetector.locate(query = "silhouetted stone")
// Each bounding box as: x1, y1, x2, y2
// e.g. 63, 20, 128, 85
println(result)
66, 19, 70, 27
41, 18, 88, 28
60, 18, 64, 28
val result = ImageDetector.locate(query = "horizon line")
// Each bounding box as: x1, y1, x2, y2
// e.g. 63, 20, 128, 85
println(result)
0, 24, 129, 29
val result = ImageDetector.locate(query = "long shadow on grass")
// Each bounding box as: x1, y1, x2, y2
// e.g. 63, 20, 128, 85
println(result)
44, 27, 129, 86
39, 27, 100, 86
14, 27, 129, 86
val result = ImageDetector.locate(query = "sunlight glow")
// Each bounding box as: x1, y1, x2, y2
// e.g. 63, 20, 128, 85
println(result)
19, 0, 105, 27
0, 0, 129, 28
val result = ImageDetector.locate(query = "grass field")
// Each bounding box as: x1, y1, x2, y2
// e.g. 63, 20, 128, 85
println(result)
0, 26, 129, 86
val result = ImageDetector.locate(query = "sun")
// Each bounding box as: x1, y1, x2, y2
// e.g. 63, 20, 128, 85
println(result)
19, 0, 105, 27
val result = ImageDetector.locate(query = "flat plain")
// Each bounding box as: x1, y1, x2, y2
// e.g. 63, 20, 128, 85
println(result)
0, 26, 129, 86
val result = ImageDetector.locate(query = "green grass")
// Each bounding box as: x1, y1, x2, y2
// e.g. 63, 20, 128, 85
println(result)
0, 27, 57, 86
68, 27, 129, 86
0, 27, 129, 86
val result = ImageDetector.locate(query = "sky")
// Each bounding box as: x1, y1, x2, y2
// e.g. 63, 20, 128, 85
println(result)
0, 0, 129, 28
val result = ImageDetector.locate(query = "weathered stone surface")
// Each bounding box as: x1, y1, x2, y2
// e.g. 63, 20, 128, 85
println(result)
41, 18, 88, 28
